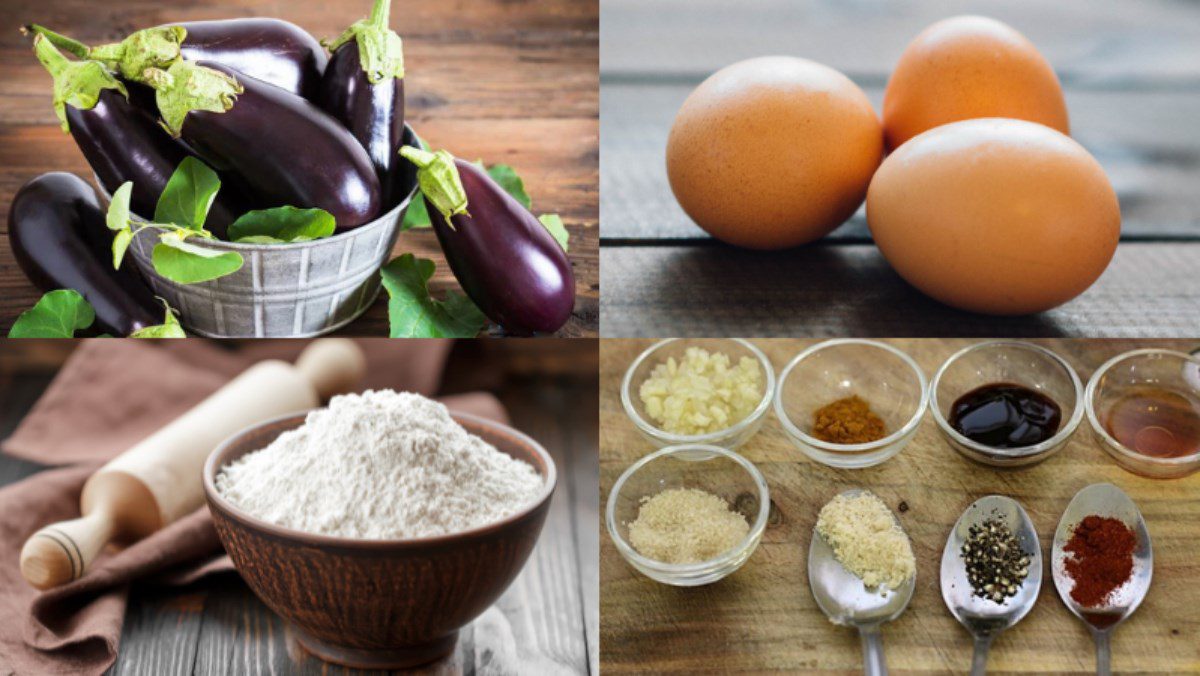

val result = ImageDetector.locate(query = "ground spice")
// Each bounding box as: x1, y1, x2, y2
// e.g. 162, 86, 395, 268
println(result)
812, 396, 887, 444
962, 518, 1031, 604
1063, 515, 1136, 607
627, 488, 750, 564
816, 492, 915, 589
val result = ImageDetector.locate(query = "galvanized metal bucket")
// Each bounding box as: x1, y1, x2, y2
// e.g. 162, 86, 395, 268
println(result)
106, 126, 420, 338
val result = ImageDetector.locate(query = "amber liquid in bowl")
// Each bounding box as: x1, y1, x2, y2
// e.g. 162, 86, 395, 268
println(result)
1103, 386, 1200, 459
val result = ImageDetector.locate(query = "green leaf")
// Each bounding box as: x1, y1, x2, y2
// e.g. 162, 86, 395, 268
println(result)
487, 164, 532, 209
107, 182, 133, 231
112, 227, 133, 269
8, 289, 95, 338
151, 234, 243, 284
400, 193, 430, 231
129, 304, 185, 338
537, 213, 569, 252
228, 206, 336, 243
154, 156, 221, 229
380, 254, 486, 338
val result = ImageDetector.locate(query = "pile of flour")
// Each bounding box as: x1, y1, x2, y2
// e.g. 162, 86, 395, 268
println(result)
216, 390, 544, 539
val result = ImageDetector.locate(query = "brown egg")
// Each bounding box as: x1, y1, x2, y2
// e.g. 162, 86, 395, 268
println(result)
866, 118, 1120, 315
666, 56, 882, 250
883, 15, 1069, 152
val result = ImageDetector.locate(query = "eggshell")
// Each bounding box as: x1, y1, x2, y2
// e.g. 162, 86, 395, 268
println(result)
866, 118, 1120, 315
666, 56, 883, 250
883, 16, 1069, 151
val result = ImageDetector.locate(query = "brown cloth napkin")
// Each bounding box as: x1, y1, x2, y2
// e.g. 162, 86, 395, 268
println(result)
0, 340, 507, 675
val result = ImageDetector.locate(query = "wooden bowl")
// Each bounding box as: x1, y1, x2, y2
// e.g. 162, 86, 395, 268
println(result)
203, 410, 556, 669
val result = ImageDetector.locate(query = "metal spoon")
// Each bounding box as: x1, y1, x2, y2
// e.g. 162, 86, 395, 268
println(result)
941, 495, 1043, 675
808, 489, 915, 676
1051, 483, 1153, 676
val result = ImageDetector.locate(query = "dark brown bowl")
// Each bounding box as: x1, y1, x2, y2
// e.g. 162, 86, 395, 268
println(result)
203, 410, 556, 669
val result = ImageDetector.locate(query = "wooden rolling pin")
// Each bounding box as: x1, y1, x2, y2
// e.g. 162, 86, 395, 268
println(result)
19, 338, 366, 590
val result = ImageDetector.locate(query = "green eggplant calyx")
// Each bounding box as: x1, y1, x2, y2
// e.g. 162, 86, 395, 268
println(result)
400, 146, 470, 224
147, 61, 242, 137
323, 0, 404, 84
89, 26, 187, 82
23, 24, 91, 58
32, 34, 128, 133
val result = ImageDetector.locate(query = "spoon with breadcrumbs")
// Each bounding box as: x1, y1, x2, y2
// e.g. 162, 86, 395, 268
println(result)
808, 489, 915, 676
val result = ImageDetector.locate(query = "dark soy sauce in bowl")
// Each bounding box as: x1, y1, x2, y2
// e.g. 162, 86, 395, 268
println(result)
949, 383, 1063, 448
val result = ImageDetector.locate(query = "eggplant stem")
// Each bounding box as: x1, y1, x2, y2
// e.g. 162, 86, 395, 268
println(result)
368, 0, 391, 29
26, 24, 92, 59
399, 145, 470, 224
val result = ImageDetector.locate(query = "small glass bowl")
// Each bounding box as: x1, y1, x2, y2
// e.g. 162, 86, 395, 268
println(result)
931, 341, 1084, 468
773, 339, 928, 469
605, 445, 770, 586
1085, 349, 1200, 479
620, 339, 775, 450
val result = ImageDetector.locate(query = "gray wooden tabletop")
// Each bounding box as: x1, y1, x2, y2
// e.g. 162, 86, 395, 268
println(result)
599, 0, 1200, 337
0, 352, 599, 676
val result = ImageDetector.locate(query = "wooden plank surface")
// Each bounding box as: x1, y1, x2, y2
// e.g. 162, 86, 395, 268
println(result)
0, 342, 598, 675
600, 0, 1200, 83
599, 0, 1200, 337
601, 243, 1200, 338
599, 338, 1200, 674
0, 0, 599, 337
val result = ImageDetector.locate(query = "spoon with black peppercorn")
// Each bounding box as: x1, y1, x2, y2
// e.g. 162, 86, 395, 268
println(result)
808, 489, 915, 676
1051, 483, 1153, 676
941, 496, 1042, 675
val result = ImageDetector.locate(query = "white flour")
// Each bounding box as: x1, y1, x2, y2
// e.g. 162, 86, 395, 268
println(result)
215, 390, 544, 539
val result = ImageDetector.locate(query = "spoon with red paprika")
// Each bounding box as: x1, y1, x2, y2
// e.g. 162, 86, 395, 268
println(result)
1051, 483, 1152, 676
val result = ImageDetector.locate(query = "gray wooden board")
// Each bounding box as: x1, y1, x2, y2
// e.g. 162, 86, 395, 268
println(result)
600, 83, 1200, 241
600, 242, 1200, 338
0, 371, 595, 675
600, 0, 1200, 86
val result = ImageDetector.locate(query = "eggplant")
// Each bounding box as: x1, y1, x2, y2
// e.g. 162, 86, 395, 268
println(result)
31, 36, 244, 236
28, 19, 326, 100
401, 147, 574, 335
8, 173, 161, 335
146, 60, 382, 228
317, 0, 406, 205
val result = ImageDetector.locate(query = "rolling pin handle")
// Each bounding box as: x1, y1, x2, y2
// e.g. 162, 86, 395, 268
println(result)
20, 508, 117, 590
293, 338, 367, 401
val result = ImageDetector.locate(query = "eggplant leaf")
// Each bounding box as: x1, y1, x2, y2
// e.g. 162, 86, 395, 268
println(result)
152, 234, 243, 284
228, 206, 336, 243
487, 164, 531, 209
400, 193, 430, 231
8, 289, 95, 338
154, 156, 220, 229
381, 254, 486, 338
112, 227, 133, 269
107, 182, 133, 231
538, 213, 569, 251
129, 305, 185, 338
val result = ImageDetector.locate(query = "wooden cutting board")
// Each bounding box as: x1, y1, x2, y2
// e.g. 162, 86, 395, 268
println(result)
600, 338, 1200, 674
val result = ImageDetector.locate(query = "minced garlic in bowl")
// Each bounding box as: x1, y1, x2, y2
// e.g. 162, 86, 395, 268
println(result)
639, 347, 764, 436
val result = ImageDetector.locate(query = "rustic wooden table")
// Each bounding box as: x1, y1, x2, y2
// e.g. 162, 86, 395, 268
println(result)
600, 338, 1200, 674
599, 0, 1200, 337
0, 0, 598, 337
0, 341, 600, 675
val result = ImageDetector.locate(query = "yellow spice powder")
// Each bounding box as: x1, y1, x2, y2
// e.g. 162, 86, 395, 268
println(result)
816, 492, 915, 589
628, 488, 750, 564
639, 347, 763, 435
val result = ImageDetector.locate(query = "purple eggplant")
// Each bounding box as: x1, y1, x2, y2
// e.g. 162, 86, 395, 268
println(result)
27, 19, 326, 100
317, 0, 406, 205
401, 147, 575, 335
8, 173, 161, 335
146, 60, 382, 228
31, 35, 244, 236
